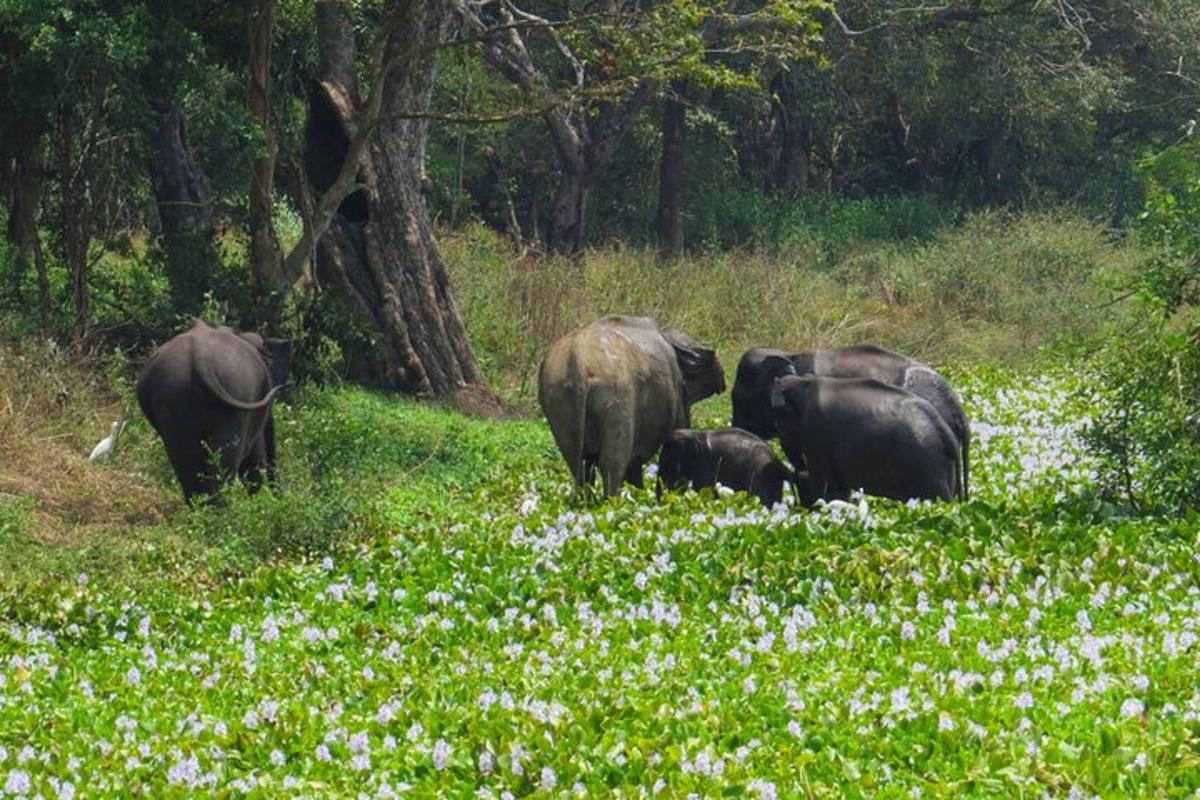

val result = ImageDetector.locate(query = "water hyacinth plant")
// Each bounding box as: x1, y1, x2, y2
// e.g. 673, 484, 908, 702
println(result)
2, 370, 1199, 798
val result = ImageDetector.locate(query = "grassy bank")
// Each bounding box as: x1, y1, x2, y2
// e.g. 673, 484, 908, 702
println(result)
0, 208, 1141, 588
443, 211, 1139, 409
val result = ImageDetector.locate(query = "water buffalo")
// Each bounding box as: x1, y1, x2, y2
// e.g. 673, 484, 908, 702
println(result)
137, 321, 292, 504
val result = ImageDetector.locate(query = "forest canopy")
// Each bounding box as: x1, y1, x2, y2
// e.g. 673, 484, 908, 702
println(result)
1, 0, 1198, 399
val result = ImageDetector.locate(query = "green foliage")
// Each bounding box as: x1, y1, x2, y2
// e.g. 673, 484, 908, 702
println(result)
443, 211, 1139, 406
7, 369, 1200, 796
1135, 139, 1200, 313
681, 187, 948, 259
1084, 321, 1200, 514
1083, 136, 1200, 514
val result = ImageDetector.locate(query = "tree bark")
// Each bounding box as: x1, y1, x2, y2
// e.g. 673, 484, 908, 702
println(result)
308, 0, 496, 409
56, 110, 90, 337
147, 97, 217, 315
656, 84, 688, 263
548, 159, 593, 256
247, 0, 286, 327
770, 74, 811, 195
3, 130, 49, 320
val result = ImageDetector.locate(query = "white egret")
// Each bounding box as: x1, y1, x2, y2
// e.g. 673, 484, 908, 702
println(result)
89, 420, 127, 462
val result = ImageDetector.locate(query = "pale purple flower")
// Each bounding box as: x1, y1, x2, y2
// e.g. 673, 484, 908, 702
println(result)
433, 739, 451, 770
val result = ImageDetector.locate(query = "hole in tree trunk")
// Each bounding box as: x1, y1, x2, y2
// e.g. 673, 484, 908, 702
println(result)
304, 81, 369, 223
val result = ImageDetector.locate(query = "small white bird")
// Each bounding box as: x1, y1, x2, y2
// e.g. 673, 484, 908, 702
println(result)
89, 420, 127, 462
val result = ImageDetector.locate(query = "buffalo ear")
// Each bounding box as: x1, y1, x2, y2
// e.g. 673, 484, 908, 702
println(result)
761, 354, 796, 381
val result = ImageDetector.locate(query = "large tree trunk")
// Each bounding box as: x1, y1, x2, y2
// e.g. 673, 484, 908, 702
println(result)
309, 0, 496, 409
548, 160, 593, 256
147, 97, 217, 315
56, 110, 90, 337
769, 74, 811, 195
3, 130, 50, 321
247, 0, 286, 328
656, 85, 688, 263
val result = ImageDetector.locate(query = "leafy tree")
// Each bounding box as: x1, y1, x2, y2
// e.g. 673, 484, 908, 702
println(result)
455, 0, 825, 255
1085, 132, 1200, 512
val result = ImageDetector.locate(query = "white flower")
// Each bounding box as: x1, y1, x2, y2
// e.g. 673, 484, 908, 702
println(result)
1013, 692, 1034, 710
315, 744, 332, 762
938, 712, 955, 732
4, 770, 31, 795
901, 621, 916, 640
748, 779, 777, 800
407, 723, 424, 742
479, 750, 494, 774
433, 739, 451, 770
125, 666, 141, 686
540, 767, 557, 790
166, 755, 199, 787
269, 750, 285, 767
1120, 698, 1145, 718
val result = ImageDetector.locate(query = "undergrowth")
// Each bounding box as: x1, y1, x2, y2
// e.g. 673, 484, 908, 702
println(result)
443, 210, 1140, 408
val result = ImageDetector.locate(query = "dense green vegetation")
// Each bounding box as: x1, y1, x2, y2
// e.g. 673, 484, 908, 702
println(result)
2, 1, 1200, 796
7, 362, 1200, 796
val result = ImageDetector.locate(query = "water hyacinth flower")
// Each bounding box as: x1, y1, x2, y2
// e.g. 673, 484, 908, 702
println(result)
1121, 698, 1145, 718
433, 739, 451, 770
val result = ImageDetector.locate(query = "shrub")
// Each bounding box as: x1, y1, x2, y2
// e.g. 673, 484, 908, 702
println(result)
1084, 319, 1200, 513
442, 210, 1141, 407
1082, 138, 1200, 513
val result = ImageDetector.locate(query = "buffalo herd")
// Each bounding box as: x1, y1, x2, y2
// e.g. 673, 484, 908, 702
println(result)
136, 315, 968, 509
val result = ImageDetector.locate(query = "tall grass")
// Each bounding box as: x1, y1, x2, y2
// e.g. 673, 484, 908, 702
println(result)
442, 210, 1142, 408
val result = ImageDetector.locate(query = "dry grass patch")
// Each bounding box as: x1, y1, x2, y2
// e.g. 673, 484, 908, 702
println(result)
0, 340, 176, 566
443, 214, 1142, 410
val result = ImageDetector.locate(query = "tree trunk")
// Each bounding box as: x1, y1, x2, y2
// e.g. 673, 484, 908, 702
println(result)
3, 131, 47, 317
548, 161, 593, 256
309, 0, 496, 410
770, 75, 811, 195
56, 111, 90, 337
247, 0, 285, 328
775, 112, 811, 195
147, 97, 217, 315
656, 86, 688, 263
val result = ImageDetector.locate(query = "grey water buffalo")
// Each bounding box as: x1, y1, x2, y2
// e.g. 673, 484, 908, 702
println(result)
771, 374, 961, 505
658, 427, 795, 507
137, 321, 292, 504
731, 344, 969, 499
538, 315, 725, 496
